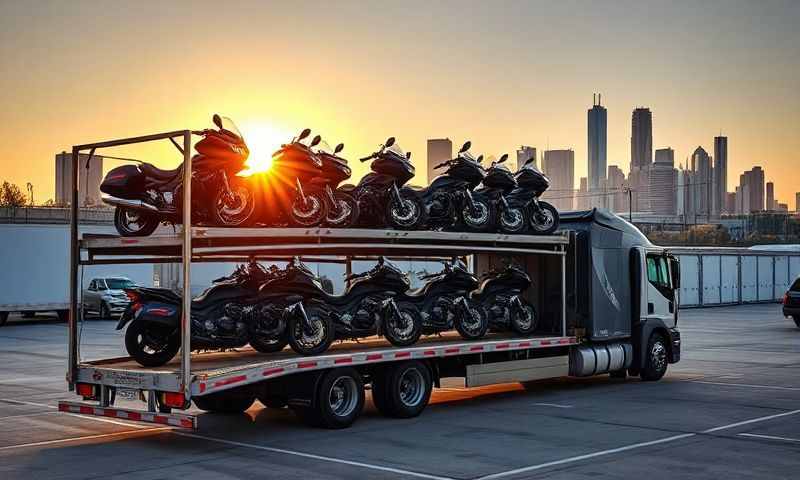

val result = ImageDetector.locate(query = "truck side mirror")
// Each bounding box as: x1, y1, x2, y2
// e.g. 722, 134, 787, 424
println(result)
669, 257, 680, 289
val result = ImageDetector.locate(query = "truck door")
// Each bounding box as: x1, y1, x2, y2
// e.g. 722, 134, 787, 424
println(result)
644, 253, 676, 328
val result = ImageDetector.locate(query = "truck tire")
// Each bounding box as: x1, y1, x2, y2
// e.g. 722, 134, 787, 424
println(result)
194, 391, 256, 414
294, 367, 364, 429
0, 312, 8, 327
640, 332, 668, 381
378, 360, 432, 419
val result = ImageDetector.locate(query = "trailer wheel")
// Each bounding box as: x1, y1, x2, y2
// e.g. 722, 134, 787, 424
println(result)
380, 360, 432, 418
0, 312, 8, 327
194, 391, 256, 414
295, 367, 364, 429
640, 332, 668, 381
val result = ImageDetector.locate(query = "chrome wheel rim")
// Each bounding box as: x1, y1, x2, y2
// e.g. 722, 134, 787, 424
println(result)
391, 310, 416, 341
463, 202, 489, 228
651, 340, 667, 372
398, 369, 425, 407
531, 208, 555, 232
329, 376, 358, 417
292, 195, 323, 222
516, 305, 535, 331
501, 208, 525, 231
327, 199, 352, 225
461, 306, 484, 336
391, 199, 419, 226
120, 209, 148, 233
217, 186, 253, 225
294, 316, 326, 350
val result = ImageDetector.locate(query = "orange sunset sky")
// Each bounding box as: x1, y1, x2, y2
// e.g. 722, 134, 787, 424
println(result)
1, 0, 798, 204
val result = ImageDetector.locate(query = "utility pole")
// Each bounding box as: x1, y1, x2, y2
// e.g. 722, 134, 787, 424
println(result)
624, 186, 633, 222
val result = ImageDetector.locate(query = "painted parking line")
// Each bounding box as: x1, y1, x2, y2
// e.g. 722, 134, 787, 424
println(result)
0, 427, 170, 452
531, 403, 573, 408
474, 409, 800, 479
738, 433, 800, 443
174, 432, 456, 480
0, 411, 59, 420
688, 381, 800, 391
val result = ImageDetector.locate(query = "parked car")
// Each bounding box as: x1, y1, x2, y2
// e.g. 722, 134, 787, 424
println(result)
83, 277, 137, 319
782, 276, 800, 329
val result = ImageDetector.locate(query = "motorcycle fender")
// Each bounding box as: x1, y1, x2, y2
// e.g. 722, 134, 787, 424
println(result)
136, 302, 181, 328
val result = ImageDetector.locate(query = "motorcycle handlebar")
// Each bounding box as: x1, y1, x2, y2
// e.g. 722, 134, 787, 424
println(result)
433, 161, 449, 170
359, 154, 375, 162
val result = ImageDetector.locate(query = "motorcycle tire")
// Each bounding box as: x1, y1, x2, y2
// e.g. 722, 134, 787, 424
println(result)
114, 206, 159, 237
250, 332, 289, 353
455, 300, 489, 340
124, 321, 180, 367
211, 178, 257, 228
289, 191, 328, 227
383, 301, 422, 347
324, 190, 360, 228
460, 197, 494, 233
387, 189, 427, 230
510, 299, 538, 336
529, 201, 559, 235
498, 205, 528, 234
287, 305, 335, 356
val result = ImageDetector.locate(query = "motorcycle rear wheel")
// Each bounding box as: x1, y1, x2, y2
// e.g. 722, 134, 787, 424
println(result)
124, 321, 179, 367
250, 332, 289, 353
114, 206, 159, 237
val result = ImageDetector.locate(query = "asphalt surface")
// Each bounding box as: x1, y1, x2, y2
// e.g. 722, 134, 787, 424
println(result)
0, 304, 798, 479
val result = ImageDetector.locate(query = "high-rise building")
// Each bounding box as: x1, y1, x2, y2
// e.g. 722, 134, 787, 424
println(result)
426, 138, 452, 185
650, 148, 676, 215
607, 165, 627, 213
691, 146, 712, 220
542, 149, 575, 211
713, 136, 728, 214
516, 146, 536, 171
55, 152, 104, 207
630, 107, 653, 212
736, 166, 765, 213
677, 164, 697, 221
766, 182, 775, 210
725, 192, 736, 214
587, 94, 607, 193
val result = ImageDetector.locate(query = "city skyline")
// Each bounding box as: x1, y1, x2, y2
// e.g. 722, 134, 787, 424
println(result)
0, 1, 798, 205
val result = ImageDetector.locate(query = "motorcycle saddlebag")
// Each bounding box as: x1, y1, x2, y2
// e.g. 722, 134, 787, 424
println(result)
100, 165, 145, 198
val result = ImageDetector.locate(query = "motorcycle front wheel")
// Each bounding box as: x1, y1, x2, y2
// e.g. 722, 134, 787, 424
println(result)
455, 300, 489, 340
289, 191, 327, 227
124, 321, 179, 367
287, 305, 334, 355
387, 189, 426, 230
529, 201, 559, 235
211, 179, 257, 227
114, 206, 159, 237
324, 190, 360, 228
511, 299, 538, 335
460, 197, 494, 232
498, 205, 527, 234
384, 301, 422, 347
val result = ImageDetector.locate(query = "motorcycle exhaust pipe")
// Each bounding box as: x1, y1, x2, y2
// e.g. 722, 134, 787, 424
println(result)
101, 194, 159, 212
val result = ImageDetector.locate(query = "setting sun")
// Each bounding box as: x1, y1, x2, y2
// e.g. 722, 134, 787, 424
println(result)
238, 121, 294, 176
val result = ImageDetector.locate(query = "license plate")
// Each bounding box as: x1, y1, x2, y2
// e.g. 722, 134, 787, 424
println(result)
116, 388, 139, 400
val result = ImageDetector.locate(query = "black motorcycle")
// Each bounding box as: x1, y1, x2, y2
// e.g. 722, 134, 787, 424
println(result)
342, 137, 426, 229
417, 141, 493, 232
117, 260, 279, 367
399, 260, 488, 340
309, 141, 360, 228
471, 263, 538, 335
511, 159, 560, 235
100, 114, 258, 237
476, 154, 529, 234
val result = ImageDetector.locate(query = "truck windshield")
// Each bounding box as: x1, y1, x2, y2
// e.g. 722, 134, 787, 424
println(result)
105, 279, 136, 289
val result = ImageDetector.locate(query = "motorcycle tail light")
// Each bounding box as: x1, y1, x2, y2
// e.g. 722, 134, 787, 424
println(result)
783, 292, 789, 304
76, 383, 98, 399
125, 291, 140, 302
161, 391, 188, 409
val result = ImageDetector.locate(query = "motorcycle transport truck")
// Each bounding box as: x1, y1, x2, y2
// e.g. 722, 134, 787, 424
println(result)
58, 130, 680, 429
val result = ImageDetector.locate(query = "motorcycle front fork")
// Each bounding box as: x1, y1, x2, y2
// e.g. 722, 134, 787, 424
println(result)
324, 185, 340, 213
285, 301, 314, 335
295, 178, 308, 206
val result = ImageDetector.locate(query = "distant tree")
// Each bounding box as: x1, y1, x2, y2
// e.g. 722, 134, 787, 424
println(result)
0, 181, 27, 207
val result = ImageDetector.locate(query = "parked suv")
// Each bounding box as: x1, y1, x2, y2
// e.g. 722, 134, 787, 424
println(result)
782, 276, 800, 329
83, 277, 137, 319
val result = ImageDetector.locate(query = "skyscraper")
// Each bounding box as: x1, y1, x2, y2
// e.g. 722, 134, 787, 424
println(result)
542, 149, 575, 211
766, 182, 775, 210
516, 146, 536, 171
55, 151, 104, 207
736, 167, 765, 213
650, 148, 676, 215
713, 136, 727, 214
607, 165, 627, 213
691, 146, 712, 220
587, 94, 607, 193
426, 138, 452, 185
630, 107, 653, 212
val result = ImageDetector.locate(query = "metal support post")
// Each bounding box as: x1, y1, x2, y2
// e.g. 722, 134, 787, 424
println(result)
67, 147, 79, 388
561, 245, 566, 336
181, 131, 192, 400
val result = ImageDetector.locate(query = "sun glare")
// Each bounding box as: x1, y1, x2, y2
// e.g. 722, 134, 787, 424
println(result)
238, 122, 293, 176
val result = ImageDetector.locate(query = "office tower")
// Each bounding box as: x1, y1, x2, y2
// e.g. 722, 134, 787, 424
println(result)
577, 177, 589, 210
587, 94, 607, 193
766, 182, 775, 210
713, 136, 727, 214
725, 192, 736, 214
607, 165, 627, 213
677, 164, 697, 221
426, 138, 452, 185
630, 107, 653, 212
736, 167, 765, 213
516, 146, 536, 171
650, 148, 676, 215
691, 146, 712, 220
55, 151, 104, 207
542, 149, 575, 211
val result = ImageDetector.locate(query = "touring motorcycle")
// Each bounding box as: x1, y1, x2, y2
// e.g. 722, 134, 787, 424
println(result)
475, 154, 529, 233
308, 141, 360, 227
471, 263, 538, 335
511, 159, 560, 235
100, 114, 258, 236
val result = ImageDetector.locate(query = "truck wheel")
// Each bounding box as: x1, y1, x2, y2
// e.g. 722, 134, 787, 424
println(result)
0, 312, 8, 327
194, 391, 255, 413
793, 316, 800, 329
379, 361, 432, 418
640, 332, 668, 381
295, 367, 364, 429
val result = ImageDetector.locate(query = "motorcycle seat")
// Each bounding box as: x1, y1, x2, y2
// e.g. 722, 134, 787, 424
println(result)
140, 163, 183, 181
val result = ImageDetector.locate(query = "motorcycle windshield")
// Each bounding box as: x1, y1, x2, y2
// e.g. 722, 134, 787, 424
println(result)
385, 143, 406, 158
313, 140, 333, 154
219, 116, 243, 140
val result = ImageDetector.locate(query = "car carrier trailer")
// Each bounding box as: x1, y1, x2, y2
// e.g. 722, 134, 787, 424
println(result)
59, 130, 681, 430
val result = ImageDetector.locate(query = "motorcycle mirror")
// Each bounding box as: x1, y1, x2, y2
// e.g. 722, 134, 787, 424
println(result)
477, 154, 484, 163
525, 158, 535, 166
335, 143, 344, 154
311, 135, 322, 147
385, 137, 395, 148
212, 114, 223, 129
298, 128, 311, 142
406, 152, 412, 159
499, 154, 509, 163
459, 141, 471, 154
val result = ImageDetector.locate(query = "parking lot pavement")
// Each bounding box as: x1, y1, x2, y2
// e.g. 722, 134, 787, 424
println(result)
0, 304, 798, 479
